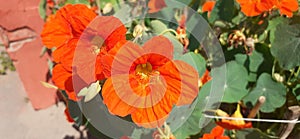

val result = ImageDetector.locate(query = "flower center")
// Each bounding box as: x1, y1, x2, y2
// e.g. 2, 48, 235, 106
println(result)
135, 62, 153, 79
91, 36, 105, 55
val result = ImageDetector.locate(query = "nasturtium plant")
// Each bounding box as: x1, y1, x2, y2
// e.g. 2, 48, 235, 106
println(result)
37, 0, 300, 138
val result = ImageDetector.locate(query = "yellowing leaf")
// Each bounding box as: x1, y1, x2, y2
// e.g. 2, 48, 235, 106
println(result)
40, 81, 58, 89
78, 81, 101, 102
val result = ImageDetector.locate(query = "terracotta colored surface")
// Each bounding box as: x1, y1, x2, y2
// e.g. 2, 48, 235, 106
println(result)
0, 0, 57, 109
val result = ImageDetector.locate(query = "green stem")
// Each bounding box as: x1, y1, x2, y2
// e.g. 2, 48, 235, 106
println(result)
287, 69, 295, 83
159, 29, 179, 37
272, 60, 277, 77
267, 123, 278, 134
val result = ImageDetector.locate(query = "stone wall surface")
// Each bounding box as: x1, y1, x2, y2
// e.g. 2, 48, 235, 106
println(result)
0, 0, 57, 109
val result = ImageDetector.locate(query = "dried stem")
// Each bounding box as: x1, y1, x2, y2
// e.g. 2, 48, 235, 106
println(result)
277, 106, 300, 139
247, 96, 266, 118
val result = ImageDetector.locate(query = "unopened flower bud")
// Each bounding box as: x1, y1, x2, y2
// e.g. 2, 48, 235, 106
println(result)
102, 3, 113, 15
273, 73, 285, 83
133, 24, 144, 38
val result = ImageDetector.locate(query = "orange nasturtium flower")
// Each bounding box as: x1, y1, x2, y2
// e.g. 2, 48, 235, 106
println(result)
41, 4, 96, 52
236, 0, 274, 17
236, 0, 298, 17
215, 104, 252, 130
200, 126, 230, 139
202, 1, 216, 17
41, 4, 127, 101
102, 36, 199, 128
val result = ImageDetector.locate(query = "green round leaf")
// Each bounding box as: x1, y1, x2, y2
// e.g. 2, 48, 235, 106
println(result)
235, 50, 264, 82
178, 52, 206, 76
267, 17, 288, 43
211, 61, 248, 103
243, 73, 286, 113
248, 50, 264, 72
270, 23, 300, 70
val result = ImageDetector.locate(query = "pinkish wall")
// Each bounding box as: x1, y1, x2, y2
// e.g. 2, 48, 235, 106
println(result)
0, 0, 57, 109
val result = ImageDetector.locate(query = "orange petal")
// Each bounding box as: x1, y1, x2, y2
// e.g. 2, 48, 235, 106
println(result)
211, 126, 225, 137
101, 40, 129, 78
240, 3, 262, 16
72, 38, 98, 86
200, 70, 212, 85
200, 125, 230, 139
257, 0, 275, 12
172, 60, 199, 105
216, 120, 252, 130
52, 43, 66, 64
60, 39, 78, 71
62, 4, 97, 37
216, 105, 253, 130
277, 0, 299, 17
220, 136, 230, 139
107, 41, 145, 75
202, 1, 216, 12
85, 16, 127, 51
41, 4, 96, 49
102, 76, 135, 117
158, 60, 199, 105
279, 7, 293, 17
157, 61, 181, 102
131, 95, 173, 128
148, 0, 167, 13
236, 0, 248, 4
95, 55, 105, 80
201, 134, 215, 139
71, 16, 126, 84
52, 64, 72, 90
52, 64, 77, 101
143, 36, 173, 69
41, 15, 72, 49
104, 73, 167, 110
